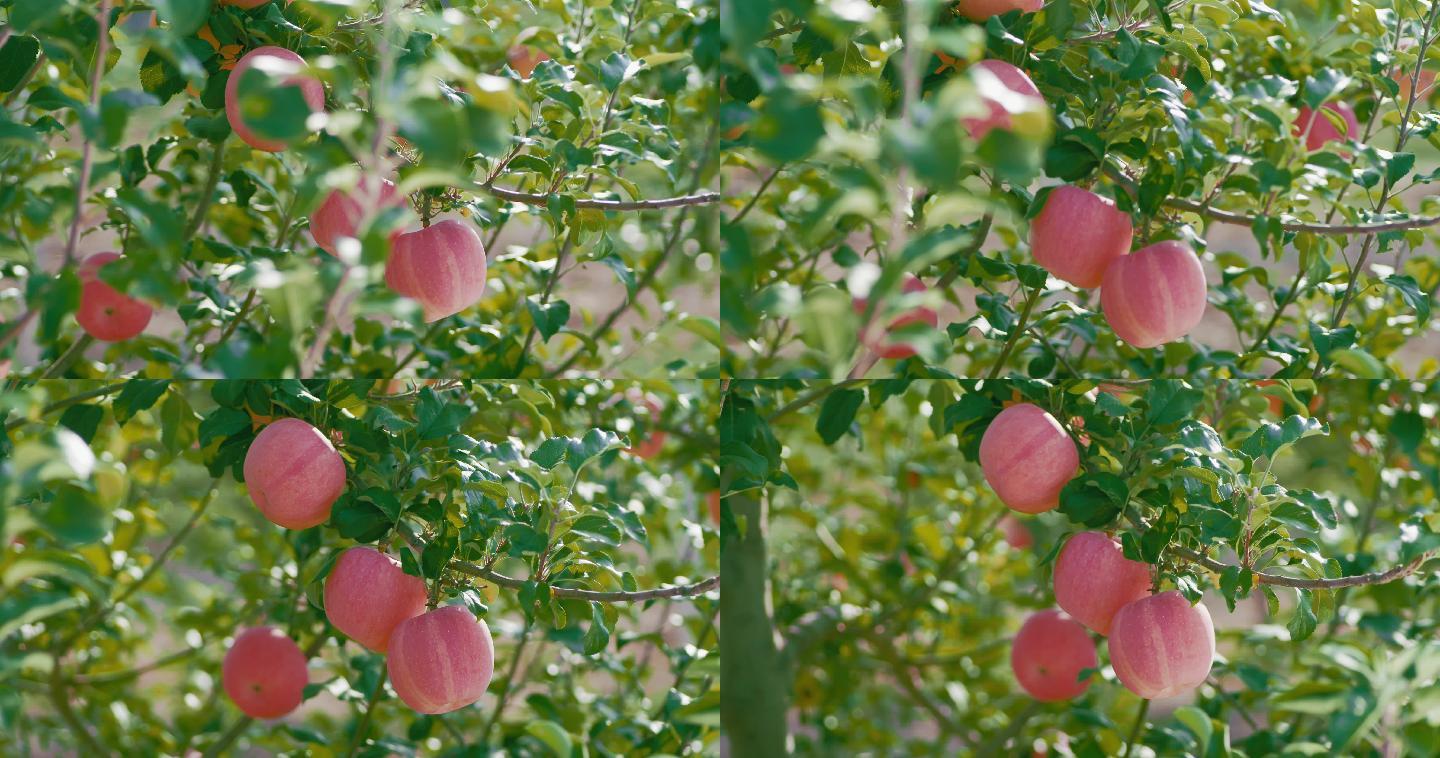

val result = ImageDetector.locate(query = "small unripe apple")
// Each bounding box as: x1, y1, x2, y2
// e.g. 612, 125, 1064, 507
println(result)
955, 0, 1043, 21
1053, 532, 1152, 635
1293, 102, 1359, 151
1030, 185, 1133, 288
324, 546, 428, 652
387, 606, 495, 714
625, 393, 667, 459
507, 45, 550, 79
76, 253, 153, 342
852, 274, 940, 360
1099, 240, 1207, 348
222, 627, 308, 719
1010, 609, 1097, 701
979, 403, 1079, 514
962, 60, 1042, 140
384, 219, 489, 322
243, 418, 347, 529
1108, 591, 1216, 699
1000, 514, 1032, 549
311, 179, 405, 257
225, 46, 324, 153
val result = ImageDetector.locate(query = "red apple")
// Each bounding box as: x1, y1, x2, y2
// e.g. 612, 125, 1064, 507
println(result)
225, 46, 324, 153
1053, 532, 1152, 635
76, 253, 153, 342
707, 491, 721, 523
387, 606, 495, 714
222, 627, 308, 719
625, 393, 667, 459
384, 219, 489, 322
979, 403, 1079, 514
1010, 609, 1097, 701
1108, 591, 1216, 699
243, 418, 347, 530
852, 274, 940, 360
955, 0, 1044, 21
962, 60, 1042, 140
311, 178, 405, 257
507, 45, 549, 79
1099, 240, 1207, 348
1030, 185, 1133, 288
1000, 514, 1032, 549
324, 546, 428, 652
1293, 102, 1359, 151
1395, 68, 1437, 103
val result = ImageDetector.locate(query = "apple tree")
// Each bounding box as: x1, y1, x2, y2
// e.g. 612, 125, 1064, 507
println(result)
0, 0, 720, 378
1, 378, 719, 754
720, 378, 1440, 755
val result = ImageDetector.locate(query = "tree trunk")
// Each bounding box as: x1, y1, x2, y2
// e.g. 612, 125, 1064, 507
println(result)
720, 484, 788, 756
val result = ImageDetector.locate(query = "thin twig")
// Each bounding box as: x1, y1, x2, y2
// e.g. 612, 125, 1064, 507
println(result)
1177, 546, 1436, 589
4, 381, 126, 431
346, 668, 388, 757
61, 0, 112, 266
448, 559, 719, 602
479, 184, 720, 210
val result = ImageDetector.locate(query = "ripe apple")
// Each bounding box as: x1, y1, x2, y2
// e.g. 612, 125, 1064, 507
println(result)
852, 274, 940, 360
324, 546, 428, 652
955, 0, 1044, 21
384, 219, 489, 322
507, 45, 550, 79
1030, 185, 1133, 288
962, 60, 1042, 140
707, 491, 721, 523
222, 627, 308, 719
1000, 514, 1032, 549
225, 46, 325, 153
242, 417, 347, 529
1108, 591, 1216, 699
76, 253, 153, 342
1395, 68, 1437, 103
1293, 102, 1359, 151
625, 393, 667, 459
979, 403, 1079, 514
1099, 240, 1207, 348
1010, 609, 1097, 701
1053, 532, 1152, 635
387, 605, 495, 714
311, 178, 405, 257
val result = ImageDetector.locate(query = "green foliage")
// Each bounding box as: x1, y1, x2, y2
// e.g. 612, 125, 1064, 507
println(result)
726, 378, 1440, 755
0, 0, 719, 378
722, 0, 1440, 382
0, 379, 718, 754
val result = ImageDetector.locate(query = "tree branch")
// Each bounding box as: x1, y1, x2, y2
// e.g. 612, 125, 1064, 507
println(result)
1177, 546, 1436, 589
448, 559, 718, 602
479, 184, 720, 210
5, 381, 126, 431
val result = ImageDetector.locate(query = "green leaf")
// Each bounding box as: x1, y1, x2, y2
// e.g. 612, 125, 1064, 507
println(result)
1058, 472, 1128, 527
57, 405, 104, 444
566, 429, 623, 473
532, 437, 569, 470
39, 484, 110, 545
113, 380, 171, 424
330, 497, 391, 543
421, 534, 456, 580
569, 514, 622, 546
1144, 380, 1203, 426
235, 65, 312, 145
1383, 274, 1432, 323
198, 407, 252, 447
0, 35, 42, 93
416, 388, 469, 439
1046, 0, 1075, 39
1239, 415, 1327, 459
582, 602, 611, 655
1288, 588, 1317, 641
1302, 68, 1352, 108
753, 89, 823, 162
526, 298, 571, 342
815, 388, 864, 445
153, 0, 210, 36
504, 523, 548, 554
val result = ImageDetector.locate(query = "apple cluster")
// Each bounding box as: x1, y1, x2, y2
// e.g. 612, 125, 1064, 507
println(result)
848, 42, 1373, 358
980, 402, 1218, 702
70, 6, 544, 344
220, 416, 495, 720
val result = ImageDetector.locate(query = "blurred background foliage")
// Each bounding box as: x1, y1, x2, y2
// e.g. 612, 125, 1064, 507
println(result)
721, 0, 1440, 381
0, 0, 720, 378
720, 377, 1440, 755
0, 378, 718, 755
